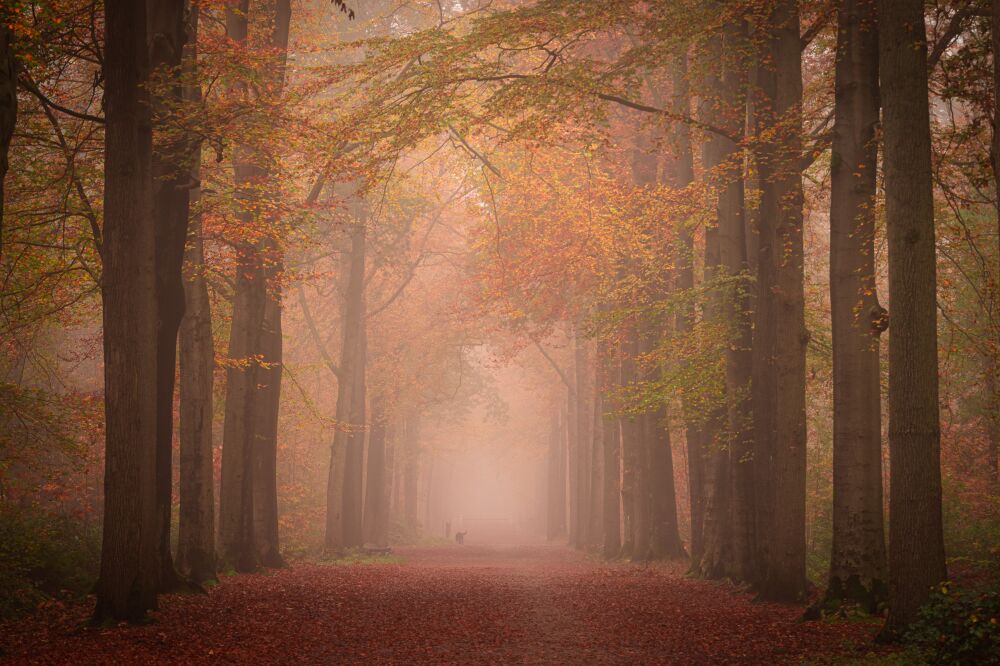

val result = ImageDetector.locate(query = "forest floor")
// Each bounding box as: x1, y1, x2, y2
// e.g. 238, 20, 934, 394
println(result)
0, 542, 889, 665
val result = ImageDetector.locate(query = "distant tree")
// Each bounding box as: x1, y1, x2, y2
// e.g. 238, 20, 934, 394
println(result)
325, 205, 368, 551
598, 365, 620, 558
362, 392, 390, 547
548, 409, 568, 541
572, 331, 592, 549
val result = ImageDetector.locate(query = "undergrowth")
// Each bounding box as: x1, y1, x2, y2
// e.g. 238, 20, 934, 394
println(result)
0, 504, 99, 618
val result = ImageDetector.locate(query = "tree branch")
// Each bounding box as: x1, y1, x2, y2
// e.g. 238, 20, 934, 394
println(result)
594, 91, 740, 144
367, 183, 466, 318
530, 335, 574, 394
297, 284, 342, 379
19, 74, 105, 125
800, 2, 836, 50
452, 74, 739, 143
447, 122, 503, 179
798, 107, 835, 171
928, 4, 976, 71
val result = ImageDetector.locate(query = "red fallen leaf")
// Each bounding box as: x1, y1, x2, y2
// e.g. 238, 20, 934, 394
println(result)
0, 545, 889, 665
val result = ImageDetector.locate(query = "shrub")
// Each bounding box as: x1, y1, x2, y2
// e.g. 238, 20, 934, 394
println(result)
0, 505, 100, 618
905, 582, 1000, 665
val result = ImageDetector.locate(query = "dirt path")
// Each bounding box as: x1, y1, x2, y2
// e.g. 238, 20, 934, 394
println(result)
1, 544, 880, 664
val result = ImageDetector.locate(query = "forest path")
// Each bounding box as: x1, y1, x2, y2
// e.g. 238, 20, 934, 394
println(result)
1, 543, 882, 664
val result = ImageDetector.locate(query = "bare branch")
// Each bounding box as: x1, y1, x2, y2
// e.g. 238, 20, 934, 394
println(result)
928, 3, 976, 71
297, 284, 343, 379
19, 74, 105, 125
530, 335, 574, 394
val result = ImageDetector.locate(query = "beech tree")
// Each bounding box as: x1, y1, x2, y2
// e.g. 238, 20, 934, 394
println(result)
219, 0, 291, 571
666, 50, 702, 567
826, 0, 887, 611
7, 0, 999, 649
95, 0, 159, 623
547, 409, 568, 540
176, 1, 215, 584
149, 0, 192, 591
325, 206, 368, 550
697, 18, 755, 583
878, 0, 947, 636
750, 0, 808, 603
362, 392, 390, 547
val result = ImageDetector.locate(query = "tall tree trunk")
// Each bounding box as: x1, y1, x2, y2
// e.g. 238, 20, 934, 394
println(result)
149, 0, 191, 592
639, 286, 684, 557
566, 357, 580, 547
573, 333, 592, 549
343, 309, 367, 547
423, 454, 434, 532
826, 0, 887, 611
0, 19, 15, 262
218, 0, 262, 573
253, 284, 284, 567
251, 0, 291, 570
601, 369, 621, 558
697, 192, 729, 578
696, 197, 730, 579
95, 0, 159, 623
403, 412, 421, 532
667, 51, 703, 565
218, 0, 291, 571
178, 185, 216, 583
391, 416, 403, 520
547, 409, 567, 539
698, 20, 755, 583
649, 398, 685, 559
383, 420, 396, 537
589, 362, 604, 549
363, 392, 389, 547
722, 24, 755, 591
619, 328, 640, 559
218, 248, 265, 571
628, 131, 658, 561
879, 0, 947, 637
633, 348, 655, 562
177, 2, 216, 585
325, 215, 367, 550
752, 0, 808, 602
